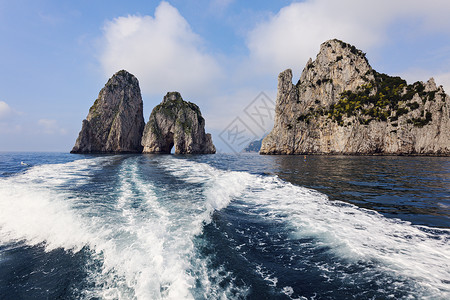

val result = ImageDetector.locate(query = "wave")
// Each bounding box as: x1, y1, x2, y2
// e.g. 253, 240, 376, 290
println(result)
1, 155, 448, 299
164, 157, 450, 299
0, 157, 107, 251
0, 156, 248, 299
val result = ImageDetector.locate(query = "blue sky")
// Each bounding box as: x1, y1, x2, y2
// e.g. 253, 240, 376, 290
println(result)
1, 0, 450, 152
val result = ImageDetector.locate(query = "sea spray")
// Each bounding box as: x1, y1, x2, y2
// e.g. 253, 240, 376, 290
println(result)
164, 157, 450, 299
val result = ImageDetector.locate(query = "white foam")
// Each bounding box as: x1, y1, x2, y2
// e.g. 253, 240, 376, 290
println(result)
254, 176, 449, 296
0, 158, 107, 251
112, 158, 249, 300
2, 156, 448, 299
74, 158, 210, 299
0, 156, 206, 299
162, 158, 252, 216
165, 158, 450, 299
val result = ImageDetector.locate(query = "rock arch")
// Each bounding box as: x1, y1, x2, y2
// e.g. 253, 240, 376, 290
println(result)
141, 92, 216, 154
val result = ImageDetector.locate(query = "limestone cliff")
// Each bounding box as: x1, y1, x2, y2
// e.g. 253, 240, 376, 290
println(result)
260, 39, 450, 155
71, 70, 145, 153
141, 92, 216, 154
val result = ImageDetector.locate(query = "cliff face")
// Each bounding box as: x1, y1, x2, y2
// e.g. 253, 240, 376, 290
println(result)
141, 92, 216, 154
260, 39, 450, 155
71, 70, 145, 153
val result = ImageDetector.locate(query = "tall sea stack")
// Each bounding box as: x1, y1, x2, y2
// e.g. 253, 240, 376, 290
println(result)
260, 39, 450, 155
141, 92, 216, 154
71, 70, 145, 153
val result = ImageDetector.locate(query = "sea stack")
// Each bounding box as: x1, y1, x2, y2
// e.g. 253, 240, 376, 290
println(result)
260, 39, 450, 155
71, 70, 145, 153
141, 92, 216, 154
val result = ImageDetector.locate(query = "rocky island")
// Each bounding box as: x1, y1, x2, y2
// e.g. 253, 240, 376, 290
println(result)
141, 92, 215, 154
71, 70, 145, 153
72, 72, 215, 154
260, 39, 450, 155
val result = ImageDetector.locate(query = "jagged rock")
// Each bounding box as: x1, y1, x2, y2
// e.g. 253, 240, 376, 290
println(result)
260, 39, 450, 155
71, 70, 145, 153
141, 92, 216, 154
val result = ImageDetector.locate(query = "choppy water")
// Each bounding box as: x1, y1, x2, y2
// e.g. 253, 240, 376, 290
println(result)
0, 152, 449, 299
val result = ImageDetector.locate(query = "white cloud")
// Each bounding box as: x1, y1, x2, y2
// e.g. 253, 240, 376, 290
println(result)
0, 101, 13, 119
38, 119, 67, 135
0, 101, 24, 133
100, 1, 221, 98
246, 0, 450, 77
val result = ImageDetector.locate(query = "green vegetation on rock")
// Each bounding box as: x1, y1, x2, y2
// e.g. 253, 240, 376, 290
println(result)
297, 70, 436, 127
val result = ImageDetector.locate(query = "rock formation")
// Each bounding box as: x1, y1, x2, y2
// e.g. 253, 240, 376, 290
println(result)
141, 92, 216, 154
260, 39, 450, 155
243, 138, 263, 153
71, 70, 145, 153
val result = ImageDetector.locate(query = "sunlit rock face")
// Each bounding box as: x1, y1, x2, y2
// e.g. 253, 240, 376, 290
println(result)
261, 39, 450, 155
71, 70, 145, 153
141, 92, 215, 154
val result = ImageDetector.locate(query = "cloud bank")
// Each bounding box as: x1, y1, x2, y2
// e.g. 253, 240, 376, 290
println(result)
247, 0, 450, 77
99, 0, 450, 97
100, 1, 221, 98
0, 101, 12, 119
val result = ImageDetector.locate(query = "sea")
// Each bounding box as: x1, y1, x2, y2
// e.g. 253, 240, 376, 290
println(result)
0, 152, 449, 300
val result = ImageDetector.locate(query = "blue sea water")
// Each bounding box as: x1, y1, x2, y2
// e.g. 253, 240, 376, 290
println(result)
0, 152, 449, 299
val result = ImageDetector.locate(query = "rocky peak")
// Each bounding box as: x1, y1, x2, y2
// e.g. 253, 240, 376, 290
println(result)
425, 78, 437, 92
71, 70, 145, 153
109, 69, 138, 85
297, 39, 374, 109
163, 91, 183, 103
141, 92, 215, 154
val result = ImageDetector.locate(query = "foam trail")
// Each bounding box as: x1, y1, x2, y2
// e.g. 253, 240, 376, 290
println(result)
159, 158, 253, 298
163, 158, 250, 214
0, 156, 249, 299
164, 158, 450, 299
85, 161, 201, 299
0, 157, 190, 299
258, 177, 449, 290
0, 158, 107, 251
3, 155, 447, 299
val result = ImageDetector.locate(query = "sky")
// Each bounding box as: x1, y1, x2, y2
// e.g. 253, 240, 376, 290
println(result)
1, 0, 450, 152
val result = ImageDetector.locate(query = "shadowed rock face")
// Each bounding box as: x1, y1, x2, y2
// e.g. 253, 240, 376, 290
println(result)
141, 92, 216, 154
261, 39, 450, 155
71, 70, 145, 153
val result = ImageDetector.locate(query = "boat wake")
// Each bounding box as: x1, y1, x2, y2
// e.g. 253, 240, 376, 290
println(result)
0, 155, 448, 299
